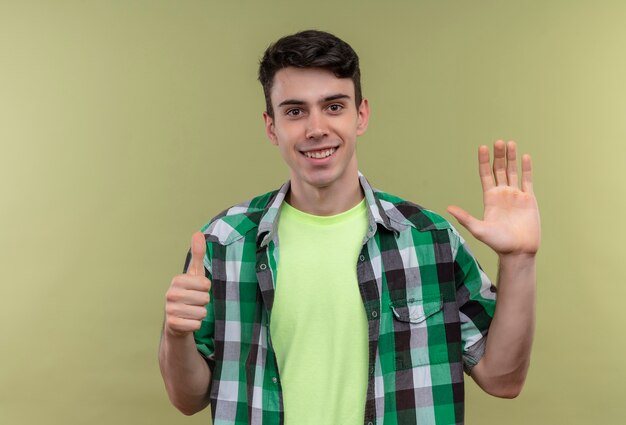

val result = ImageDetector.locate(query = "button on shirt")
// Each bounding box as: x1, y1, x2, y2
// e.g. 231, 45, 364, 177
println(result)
190, 173, 496, 425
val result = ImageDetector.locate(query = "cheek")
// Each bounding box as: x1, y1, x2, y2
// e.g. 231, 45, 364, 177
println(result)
274, 123, 295, 141
277, 140, 296, 163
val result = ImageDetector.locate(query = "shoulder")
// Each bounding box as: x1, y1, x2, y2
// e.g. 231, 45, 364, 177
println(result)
373, 188, 467, 258
373, 188, 455, 233
200, 189, 279, 245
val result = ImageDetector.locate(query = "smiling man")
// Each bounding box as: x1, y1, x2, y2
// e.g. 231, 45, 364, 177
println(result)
264, 66, 368, 215
159, 30, 540, 425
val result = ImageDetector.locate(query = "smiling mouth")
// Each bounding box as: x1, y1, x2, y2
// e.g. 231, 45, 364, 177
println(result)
302, 147, 337, 159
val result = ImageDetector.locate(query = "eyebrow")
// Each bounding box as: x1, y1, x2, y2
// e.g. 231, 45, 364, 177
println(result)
277, 93, 351, 108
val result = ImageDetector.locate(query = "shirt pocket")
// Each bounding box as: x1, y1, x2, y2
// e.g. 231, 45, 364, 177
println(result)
390, 296, 442, 324
389, 295, 448, 369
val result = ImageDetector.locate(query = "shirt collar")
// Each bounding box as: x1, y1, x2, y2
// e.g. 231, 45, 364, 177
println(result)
257, 172, 403, 248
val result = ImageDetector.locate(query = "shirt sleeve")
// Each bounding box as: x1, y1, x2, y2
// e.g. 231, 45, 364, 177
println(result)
182, 238, 216, 372
449, 228, 497, 374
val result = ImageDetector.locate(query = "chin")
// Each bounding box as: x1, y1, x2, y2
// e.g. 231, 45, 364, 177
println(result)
303, 170, 345, 189
303, 176, 333, 188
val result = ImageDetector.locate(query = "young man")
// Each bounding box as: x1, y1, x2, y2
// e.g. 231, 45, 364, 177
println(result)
159, 30, 540, 425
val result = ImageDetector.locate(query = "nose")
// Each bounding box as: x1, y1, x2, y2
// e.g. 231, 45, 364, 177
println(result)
305, 110, 328, 140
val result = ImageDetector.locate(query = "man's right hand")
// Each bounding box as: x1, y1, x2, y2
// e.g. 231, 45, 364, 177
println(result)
160, 232, 213, 414
164, 231, 212, 337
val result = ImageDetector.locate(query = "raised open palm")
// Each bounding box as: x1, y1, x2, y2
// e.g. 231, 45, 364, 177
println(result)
447, 140, 541, 256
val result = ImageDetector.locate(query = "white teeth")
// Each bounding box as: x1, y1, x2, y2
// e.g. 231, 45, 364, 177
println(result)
304, 148, 336, 159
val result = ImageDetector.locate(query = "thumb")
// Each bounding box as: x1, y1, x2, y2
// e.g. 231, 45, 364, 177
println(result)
447, 205, 482, 237
187, 231, 207, 276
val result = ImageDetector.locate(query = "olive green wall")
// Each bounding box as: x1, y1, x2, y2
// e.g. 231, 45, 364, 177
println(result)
1, 1, 624, 424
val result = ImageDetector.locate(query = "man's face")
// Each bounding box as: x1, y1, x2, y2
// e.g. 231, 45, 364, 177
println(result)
263, 67, 369, 194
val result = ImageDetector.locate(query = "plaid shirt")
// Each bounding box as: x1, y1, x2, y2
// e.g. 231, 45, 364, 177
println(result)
189, 174, 496, 425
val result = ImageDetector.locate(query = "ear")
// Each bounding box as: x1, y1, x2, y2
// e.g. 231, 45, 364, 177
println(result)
263, 111, 278, 146
356, 98, 370, 136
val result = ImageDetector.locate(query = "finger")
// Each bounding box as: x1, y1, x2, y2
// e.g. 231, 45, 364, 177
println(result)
165, 317, 203, 335
521, 154, 533, 193
166, 303, 208, 321
492, 140, 507, 186
167, 283, 211, 304
187, 231, 207, 276
478, 145, 495, 192
506, 140, 519, 188
447, 205, 483, 239
172, 274, 212, 292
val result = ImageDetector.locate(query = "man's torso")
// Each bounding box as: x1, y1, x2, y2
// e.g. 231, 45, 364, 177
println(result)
191, 174, 496, 425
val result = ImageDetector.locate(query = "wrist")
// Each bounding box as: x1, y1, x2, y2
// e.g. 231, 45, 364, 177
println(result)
498, 252, 537, 270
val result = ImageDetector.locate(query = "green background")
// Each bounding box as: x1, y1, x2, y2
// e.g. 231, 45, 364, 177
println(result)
1, 1, 624, 424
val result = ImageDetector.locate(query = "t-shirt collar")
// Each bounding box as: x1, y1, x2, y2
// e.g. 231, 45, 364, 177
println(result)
257, 172, 401, 248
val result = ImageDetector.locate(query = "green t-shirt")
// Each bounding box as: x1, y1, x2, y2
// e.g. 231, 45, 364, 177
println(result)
270, 199, 369, 424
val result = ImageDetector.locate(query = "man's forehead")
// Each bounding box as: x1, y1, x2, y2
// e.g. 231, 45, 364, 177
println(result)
270, 67, 355, 103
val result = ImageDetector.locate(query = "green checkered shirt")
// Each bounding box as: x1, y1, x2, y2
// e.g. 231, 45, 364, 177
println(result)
189, 173, 496, 425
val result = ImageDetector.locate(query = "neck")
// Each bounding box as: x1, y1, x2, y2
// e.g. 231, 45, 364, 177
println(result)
287, 171, 363, 216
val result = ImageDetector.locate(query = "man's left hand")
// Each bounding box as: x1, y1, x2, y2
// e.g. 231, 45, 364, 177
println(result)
447, 140, 541, 257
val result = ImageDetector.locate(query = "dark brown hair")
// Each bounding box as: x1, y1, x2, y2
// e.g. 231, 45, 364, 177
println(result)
258, 30, 362, 118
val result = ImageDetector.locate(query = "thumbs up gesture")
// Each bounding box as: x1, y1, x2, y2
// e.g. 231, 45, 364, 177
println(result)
164, 232, 212, 337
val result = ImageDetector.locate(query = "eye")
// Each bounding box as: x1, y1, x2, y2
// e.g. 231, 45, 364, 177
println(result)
286, 108, 303, 117
327, 103, 344, 113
